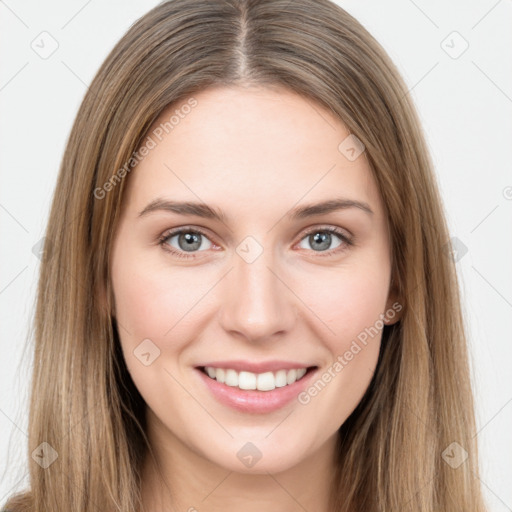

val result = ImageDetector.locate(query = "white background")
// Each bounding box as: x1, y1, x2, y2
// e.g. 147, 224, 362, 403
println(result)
1, 0, 511, 510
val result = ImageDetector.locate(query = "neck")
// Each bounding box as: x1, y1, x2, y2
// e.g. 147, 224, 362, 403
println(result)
140, 412, 338, 512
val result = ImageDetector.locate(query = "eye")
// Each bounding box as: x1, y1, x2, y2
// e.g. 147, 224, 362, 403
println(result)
158, 225, 353, 260
158, 227, 214, 259
296, 226, 353, 256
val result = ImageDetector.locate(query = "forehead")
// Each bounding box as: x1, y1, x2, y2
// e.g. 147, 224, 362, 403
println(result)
122, 85, 383, 220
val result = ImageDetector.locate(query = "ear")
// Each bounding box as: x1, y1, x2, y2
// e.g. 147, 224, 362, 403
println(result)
383, 280, 403, 326
97, 279, 116, 320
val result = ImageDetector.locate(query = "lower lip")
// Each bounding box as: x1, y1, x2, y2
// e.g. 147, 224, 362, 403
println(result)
195, 367, 318, 414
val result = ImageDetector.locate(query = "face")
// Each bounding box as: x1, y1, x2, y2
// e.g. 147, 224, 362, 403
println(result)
109, 85, 400, 475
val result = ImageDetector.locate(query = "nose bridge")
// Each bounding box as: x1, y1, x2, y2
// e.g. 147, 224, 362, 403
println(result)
218, 237, 296, 341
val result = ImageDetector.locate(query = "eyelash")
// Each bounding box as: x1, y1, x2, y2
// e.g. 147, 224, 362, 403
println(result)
157, 225, 354, 260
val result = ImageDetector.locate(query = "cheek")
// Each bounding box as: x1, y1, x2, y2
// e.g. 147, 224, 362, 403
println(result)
293, 267, 388, 427
111, 251, 220, 385
112, 252, 203, 338
300, 262, 390, 344
111, 256, 204, 398
112, 266, 170, 339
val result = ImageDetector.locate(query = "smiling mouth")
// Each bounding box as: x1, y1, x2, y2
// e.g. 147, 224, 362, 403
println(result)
198, 365, 317, 392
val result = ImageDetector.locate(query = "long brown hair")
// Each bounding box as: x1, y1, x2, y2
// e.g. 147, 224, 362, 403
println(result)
3, 0, 488, 510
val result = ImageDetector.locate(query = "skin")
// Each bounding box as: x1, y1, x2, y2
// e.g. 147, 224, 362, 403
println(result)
109, 84, 401, 512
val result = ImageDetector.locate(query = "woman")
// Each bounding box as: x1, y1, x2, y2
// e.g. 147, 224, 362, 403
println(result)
2, 0, 488, 510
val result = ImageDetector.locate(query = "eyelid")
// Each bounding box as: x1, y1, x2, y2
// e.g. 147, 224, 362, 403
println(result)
300, 223, 353, 240
158, 225, 222, 246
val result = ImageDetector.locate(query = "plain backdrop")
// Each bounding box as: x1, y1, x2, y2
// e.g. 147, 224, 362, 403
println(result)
1, 0, 511, 510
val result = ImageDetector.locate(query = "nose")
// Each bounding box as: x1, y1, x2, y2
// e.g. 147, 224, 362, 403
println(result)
217, 245, 297, 343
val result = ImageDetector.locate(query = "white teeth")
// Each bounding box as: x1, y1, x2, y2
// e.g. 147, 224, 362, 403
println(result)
287, 369, 297, 384
257, 372, 275, 391
238, 371, 256, 390
216, 368, 225, 384
203, 366, 310, 391
224, 369, 238, 387
275, 369, 288, 387
296, 368, 307, 379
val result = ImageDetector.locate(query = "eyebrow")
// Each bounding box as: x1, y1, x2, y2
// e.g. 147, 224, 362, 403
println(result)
138, 197, 374, 222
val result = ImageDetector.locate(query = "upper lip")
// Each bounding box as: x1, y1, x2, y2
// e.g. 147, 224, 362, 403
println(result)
196, 360, 317, 373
